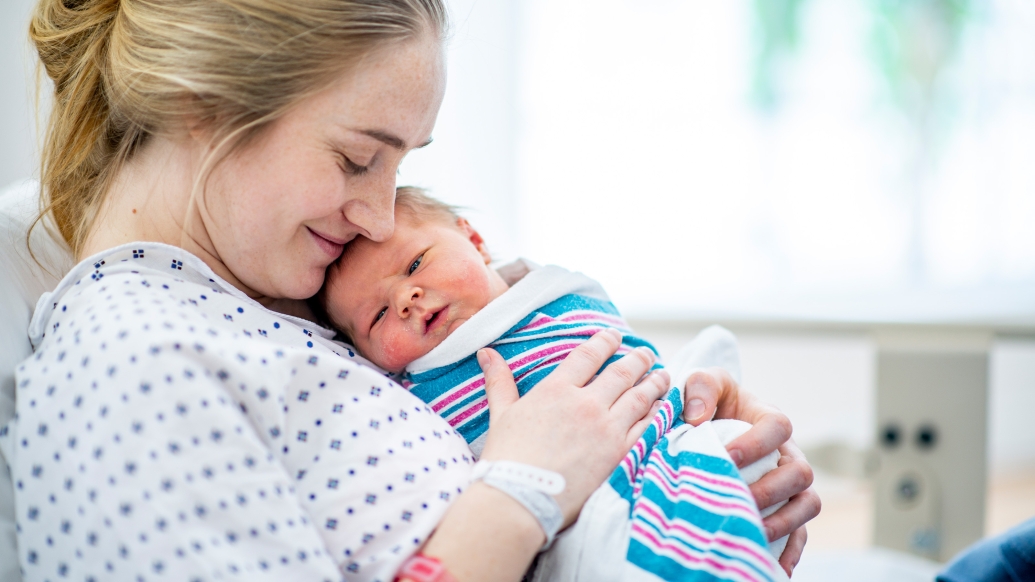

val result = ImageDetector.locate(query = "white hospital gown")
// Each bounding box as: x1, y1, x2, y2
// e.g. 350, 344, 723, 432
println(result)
0, 242, 474, 582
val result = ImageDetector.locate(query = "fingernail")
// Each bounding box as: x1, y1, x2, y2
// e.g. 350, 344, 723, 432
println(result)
656, 369, 670, 385
605, 328, 622, 340
687, 398, 705, 420
764, 526, 774, 541
476, 349, 491, 371
730, 448, 744, 467
636, 346, 656, 363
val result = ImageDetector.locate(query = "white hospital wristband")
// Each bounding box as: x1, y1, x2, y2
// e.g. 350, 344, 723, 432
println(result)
471, 461, 565, 551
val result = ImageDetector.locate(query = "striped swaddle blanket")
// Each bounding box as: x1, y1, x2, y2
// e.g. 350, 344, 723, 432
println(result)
403, 264, 781, 582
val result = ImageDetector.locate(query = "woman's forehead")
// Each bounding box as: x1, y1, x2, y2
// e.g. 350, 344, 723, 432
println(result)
301, 37, 445, 142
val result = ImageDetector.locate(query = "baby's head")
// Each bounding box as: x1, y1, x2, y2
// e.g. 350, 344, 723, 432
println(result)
319, 187, 510, 373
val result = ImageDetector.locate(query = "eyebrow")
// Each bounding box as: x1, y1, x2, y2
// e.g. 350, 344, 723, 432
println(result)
359, 129, 433, 151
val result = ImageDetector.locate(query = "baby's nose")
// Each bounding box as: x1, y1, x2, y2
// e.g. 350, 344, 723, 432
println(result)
394, 286, 424, 317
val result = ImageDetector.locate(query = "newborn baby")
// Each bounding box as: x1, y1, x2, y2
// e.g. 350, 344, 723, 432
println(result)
318, 187, 787, 582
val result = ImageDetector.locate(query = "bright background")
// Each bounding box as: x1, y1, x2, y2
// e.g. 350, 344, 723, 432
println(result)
3, 0, 1034, 323
399, 0, 1035, 324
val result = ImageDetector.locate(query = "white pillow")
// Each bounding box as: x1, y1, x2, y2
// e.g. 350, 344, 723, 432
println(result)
0, 179, 74, 582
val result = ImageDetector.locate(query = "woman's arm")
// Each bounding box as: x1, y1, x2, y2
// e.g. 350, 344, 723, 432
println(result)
684, 368, 822, 577
410, 329, 671, 581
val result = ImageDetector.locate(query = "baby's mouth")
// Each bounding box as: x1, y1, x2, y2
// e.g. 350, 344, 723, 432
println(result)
423, 306, 449, 335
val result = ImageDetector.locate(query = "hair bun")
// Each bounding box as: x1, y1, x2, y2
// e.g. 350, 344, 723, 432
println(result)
31, 0, 120, 88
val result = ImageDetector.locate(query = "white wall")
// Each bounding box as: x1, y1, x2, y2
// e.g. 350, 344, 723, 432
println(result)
989, 339, 1035, 473
0, 0, 39, 188
640, 325, 1035, 473
396, 0, 522, 262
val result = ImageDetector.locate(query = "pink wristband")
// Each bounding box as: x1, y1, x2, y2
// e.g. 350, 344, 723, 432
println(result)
396, 553, 458, 582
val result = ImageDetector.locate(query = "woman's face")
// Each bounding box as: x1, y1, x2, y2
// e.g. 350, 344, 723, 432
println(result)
201, 36, 445, 302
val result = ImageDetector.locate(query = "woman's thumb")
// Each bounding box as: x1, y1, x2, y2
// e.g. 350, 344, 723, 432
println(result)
478, 348, 519, 419
683, 369, 722, 426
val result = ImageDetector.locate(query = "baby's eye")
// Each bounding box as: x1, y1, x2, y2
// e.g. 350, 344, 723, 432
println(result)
374, 308, 387, 323
408, 254, 424, 275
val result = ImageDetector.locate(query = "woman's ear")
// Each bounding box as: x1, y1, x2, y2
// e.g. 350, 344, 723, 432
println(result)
456, 217, 492, 264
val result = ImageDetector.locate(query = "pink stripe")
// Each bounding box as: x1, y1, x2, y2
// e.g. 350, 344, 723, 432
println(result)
643, 467, 758, 516
506, 342, 581, 370
631, 438, 647, 461
651, 457, 753, 497
651, 406, 671, 434
430, 340, 581, 412
620, 455, 636, 479
631, 523, 766, 582
444, 398, 488, 426
513, 327, 600, 340
514, 353, 570, 383
431, 377, 485, 412
636, 502, 775, 572
433, 342, 578, 414
631, 523, 765, 582
517, 313, 557, 331
562, 312, 627, 327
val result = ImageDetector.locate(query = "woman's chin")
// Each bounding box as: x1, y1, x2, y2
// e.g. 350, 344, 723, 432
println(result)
279, 268, 327, 301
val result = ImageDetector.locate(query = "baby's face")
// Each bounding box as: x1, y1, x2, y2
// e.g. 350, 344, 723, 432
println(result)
324, 212, 509, 373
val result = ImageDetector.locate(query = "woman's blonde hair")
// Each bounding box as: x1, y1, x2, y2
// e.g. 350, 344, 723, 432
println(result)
30, 0, 447, 258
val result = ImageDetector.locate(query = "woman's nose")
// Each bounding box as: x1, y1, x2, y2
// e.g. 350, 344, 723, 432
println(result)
344, 174, 396, 243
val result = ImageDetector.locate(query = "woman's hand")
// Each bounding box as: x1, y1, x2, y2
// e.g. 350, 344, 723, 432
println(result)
415, 329, 669, 582
684, 368, 821, 577
477, 328, 671, 525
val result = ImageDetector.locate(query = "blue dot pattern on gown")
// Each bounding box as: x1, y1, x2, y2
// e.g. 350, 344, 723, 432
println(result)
0, 242, 473, 582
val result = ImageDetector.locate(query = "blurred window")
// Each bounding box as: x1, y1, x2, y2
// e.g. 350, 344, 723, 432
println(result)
514, 0, 1035, 322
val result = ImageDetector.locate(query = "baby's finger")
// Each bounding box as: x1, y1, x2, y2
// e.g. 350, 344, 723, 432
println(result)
548, 328, 624, 388
724, 412, 792, 467
479, 348, 520, 421
612, 369, 670, 433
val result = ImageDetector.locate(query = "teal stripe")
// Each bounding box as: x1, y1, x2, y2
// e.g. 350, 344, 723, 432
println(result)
628, 537, 772, 582
637, 480, 768, 546
629, 522, 774, 582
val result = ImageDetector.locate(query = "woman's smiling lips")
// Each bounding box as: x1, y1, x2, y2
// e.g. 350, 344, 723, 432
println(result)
307, 227, 347, 258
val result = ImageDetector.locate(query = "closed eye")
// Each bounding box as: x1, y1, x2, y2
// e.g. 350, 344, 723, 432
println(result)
341, 155, 369, 175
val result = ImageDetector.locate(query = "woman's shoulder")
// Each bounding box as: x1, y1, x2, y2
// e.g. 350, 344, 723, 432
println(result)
29, 242, 359, 365
21, 251, 388, 396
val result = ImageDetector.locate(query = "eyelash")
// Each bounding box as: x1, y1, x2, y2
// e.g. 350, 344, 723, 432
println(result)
342, 156, 369, 175
409, 254, 424, 275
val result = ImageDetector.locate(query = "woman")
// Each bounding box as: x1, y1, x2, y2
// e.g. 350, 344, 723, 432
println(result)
7, 0, 818, 580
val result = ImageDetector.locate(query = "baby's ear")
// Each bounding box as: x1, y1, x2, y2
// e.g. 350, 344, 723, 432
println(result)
456, 217, 492, 264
